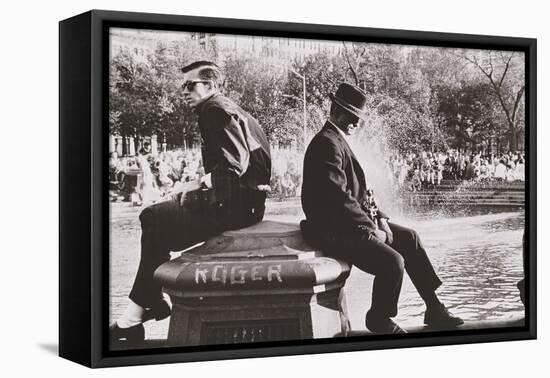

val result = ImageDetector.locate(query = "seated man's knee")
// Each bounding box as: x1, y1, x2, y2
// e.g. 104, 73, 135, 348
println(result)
139, 205, 156, 227
393, 254, 405, 273
409, 228, 420, 242
385, 253, 405, 276
397, 226, 419, 244
139, 199, 177, 226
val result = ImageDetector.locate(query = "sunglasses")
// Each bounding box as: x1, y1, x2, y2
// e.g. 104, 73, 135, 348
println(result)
182, 80, 211, 91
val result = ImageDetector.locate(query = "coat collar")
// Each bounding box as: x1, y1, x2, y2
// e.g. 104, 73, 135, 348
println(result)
323, 121, 361, 164
194, 92, 221, 114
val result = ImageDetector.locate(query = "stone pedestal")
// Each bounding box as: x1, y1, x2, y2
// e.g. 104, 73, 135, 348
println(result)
154, 221, 351, 346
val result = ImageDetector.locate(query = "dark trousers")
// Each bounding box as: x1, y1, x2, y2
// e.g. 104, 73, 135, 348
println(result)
129, 190, 265, 308
323, 222, 442, 318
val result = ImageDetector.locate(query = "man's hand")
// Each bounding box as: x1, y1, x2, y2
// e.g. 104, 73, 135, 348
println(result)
372, 229, 387, 243
200, 173, 212, 189
378, 218, 393, 245
170, 180, 201, 206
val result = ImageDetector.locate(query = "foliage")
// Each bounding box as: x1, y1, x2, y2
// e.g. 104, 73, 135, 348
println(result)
109, 35, 525, 154
110, 41, 214, 148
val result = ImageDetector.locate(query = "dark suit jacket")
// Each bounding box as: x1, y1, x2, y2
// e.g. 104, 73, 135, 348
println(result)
301, 122, 388, 240
196, 94, 271, 225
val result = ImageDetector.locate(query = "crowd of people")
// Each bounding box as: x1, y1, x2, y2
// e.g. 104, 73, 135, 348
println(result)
109, 142, 206, 204
388, 150, 526, 191
110, 143, 525, 204
109, 143, 305, 203
269, 147, 303, 200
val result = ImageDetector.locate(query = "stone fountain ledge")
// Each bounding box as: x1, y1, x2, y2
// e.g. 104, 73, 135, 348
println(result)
153, 220, 352, 347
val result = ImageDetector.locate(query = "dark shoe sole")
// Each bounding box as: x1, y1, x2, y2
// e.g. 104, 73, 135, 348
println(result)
366, 312, 407, 334
110, 322, 145, 344
424, 317, 464, 328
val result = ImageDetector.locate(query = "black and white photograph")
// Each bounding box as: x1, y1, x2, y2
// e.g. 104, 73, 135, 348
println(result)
107, 26, 528, 350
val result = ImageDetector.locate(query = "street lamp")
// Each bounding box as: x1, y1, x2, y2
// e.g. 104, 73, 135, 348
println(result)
289, 69, 307, 150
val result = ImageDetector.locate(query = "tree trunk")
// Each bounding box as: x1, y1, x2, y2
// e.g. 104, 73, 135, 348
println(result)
508, 123, 518, 152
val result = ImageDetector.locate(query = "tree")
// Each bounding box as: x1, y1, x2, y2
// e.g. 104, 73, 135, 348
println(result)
110, 41, 215, 150
337, 44, 447, 153
436, 82, 503, 152
462, 50, 525, 151
110, 49, 158, 148
285, 53, 348, 144
223, 54, 299, 145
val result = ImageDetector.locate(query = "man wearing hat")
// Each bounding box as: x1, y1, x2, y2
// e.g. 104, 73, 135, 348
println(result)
301, 83, 463, 334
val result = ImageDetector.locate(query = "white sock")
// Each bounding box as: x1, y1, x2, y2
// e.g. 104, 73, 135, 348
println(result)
116, 300, 146, 329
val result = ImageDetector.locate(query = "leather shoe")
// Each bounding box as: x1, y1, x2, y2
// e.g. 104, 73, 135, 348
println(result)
142, 299, 171, 322
424, 304, 464, 328
109, 322, 145, 344
366, 311, 407, 334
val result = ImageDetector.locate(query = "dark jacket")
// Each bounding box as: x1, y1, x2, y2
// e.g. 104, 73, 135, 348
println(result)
463, 162, 476, 180
301, 122, 387, 240
196, 94, 271, 221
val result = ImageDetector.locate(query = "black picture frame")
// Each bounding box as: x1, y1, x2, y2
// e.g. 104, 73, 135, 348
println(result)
59, 9, 536, 368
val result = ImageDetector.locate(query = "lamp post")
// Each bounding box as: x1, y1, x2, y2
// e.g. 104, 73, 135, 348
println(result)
288, 68, 307, 149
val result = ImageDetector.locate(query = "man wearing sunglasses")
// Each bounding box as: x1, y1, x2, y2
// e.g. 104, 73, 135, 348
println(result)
111, 61, 271, 345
